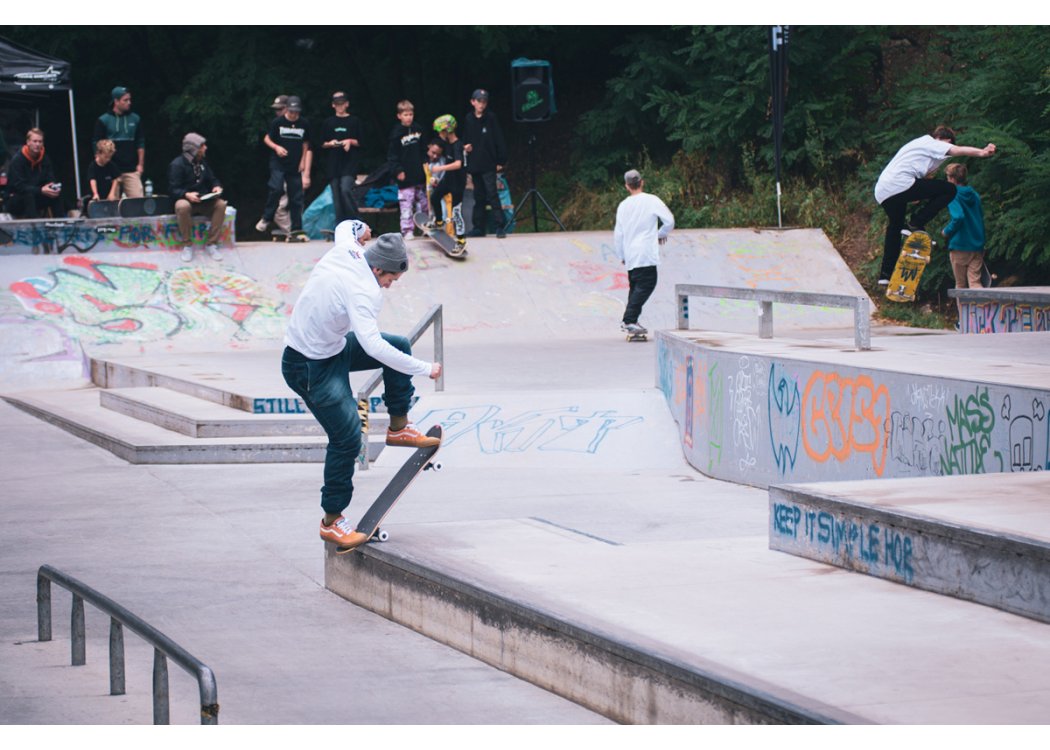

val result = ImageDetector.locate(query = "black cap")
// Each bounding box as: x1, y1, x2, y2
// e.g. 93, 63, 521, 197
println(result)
286, 96, 303, 112
471, 88, 489, 101
331, 91, 348, 103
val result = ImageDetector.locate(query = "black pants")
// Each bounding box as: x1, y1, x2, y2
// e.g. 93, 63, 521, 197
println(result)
624, 266, 658, 325
9, 190, 61, 219
470, 171, 502, 235
430, 180, 465, 237
264, 163, 304, 231
330, 175, 360, 224
879, 178, 956, 278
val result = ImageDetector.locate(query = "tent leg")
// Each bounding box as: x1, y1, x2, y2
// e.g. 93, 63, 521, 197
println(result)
69, 89, 82, 210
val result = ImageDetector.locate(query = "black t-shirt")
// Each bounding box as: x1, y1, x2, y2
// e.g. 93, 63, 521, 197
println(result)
442, 138, 466, 192
320, 114, 363, 178
268, 115, 311, 170
89, 159, 120, 198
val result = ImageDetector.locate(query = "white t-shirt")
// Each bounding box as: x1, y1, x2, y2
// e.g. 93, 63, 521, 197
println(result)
284, 242, 432, 376
874, 135, 953, 204
613, 192, 675, 271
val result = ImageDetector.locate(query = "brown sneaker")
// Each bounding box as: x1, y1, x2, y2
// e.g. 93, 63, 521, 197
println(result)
386, 423, 440, 448
319, 516, 369, 549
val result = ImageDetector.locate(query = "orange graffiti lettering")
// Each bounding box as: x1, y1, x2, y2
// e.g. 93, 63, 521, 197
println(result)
801, 371, 890, 476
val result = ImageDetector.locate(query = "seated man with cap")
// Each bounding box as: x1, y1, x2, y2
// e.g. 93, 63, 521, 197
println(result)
281, 231, 442, 551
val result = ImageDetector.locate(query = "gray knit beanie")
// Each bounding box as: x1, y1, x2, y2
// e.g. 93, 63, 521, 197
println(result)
182, 132, 206, 158
364, 233, 409, 273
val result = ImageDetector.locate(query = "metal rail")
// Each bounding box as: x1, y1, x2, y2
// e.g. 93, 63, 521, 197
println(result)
357, 304, 444, 470
675, 284, 871, 351
36, 565, 219, 725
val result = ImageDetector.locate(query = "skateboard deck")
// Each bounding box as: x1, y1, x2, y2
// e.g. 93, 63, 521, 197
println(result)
625, 333, 648, 342
414, 210, 466, 259
272, 229, 309, 242
337, 424, 443, 554
119, 196, 175, 217
87, 200, 120, 219
981, 261, 993, 288
886, 230, 933, 303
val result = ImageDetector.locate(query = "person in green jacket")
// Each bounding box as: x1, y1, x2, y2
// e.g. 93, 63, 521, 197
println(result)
942, 163, 987, 324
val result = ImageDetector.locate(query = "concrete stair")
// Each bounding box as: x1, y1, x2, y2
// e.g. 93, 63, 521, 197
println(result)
3, 356, 390, 465
769, 472, 1050, 624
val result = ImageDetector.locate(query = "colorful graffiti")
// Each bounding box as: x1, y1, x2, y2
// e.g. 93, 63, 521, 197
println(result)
801, 370, 890, 477
961, 300, 1050, 334
0, 215, 234, 255
9, 256, 285, 346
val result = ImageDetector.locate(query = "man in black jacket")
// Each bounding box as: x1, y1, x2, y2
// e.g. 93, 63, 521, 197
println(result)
462, 89, 507, 238
8, 128, 63, 219
168, 132, 226, 262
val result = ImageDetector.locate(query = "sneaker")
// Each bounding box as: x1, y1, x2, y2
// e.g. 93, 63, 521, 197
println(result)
319, 515, 370, 549
180, 246, 194, 262
386, 423, 441, 448
877, 278, 890, 287
622, 322, 647, 335
496, 227, 506, 239
205, 243, 222, 261
255, 218, 271, 233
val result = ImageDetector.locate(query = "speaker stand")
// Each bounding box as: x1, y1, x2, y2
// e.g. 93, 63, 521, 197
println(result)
510, 133, 564, 232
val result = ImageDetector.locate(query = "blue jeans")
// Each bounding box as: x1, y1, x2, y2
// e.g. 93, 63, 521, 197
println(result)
281, 334, 416, 515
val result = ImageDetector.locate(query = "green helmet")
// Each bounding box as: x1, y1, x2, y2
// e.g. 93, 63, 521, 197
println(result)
433, 114, 457, 133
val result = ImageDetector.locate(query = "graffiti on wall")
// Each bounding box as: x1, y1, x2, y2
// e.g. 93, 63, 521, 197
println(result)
801, 370, 890, 477
0, 216, 234, 255
767, 362, 801, 476
962, 301, 1050, 334
9, 256, 286, 347
772, 500, 916, 581
415, 404, 643, 455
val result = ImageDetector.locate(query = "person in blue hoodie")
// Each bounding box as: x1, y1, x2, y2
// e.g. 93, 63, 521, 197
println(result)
942, 163, 986, 323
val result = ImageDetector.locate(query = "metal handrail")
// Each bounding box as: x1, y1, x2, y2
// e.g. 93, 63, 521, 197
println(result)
357, 304, 444, 470
36, 565, 219, 725
675, 284, 871, 351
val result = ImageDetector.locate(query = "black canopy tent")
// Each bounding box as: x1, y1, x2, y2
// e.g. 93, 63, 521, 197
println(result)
0, 36, 82, 202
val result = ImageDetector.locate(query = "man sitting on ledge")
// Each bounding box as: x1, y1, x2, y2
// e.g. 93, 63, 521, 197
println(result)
8, 128, 63, 219
168, 132, 226, 262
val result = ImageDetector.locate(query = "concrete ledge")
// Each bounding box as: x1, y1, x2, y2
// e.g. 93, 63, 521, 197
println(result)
769, 473, 1050, 623
325, 543, 862, 725
949, 287, 1050, 334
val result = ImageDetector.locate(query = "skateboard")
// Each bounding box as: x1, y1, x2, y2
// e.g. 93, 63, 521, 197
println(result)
414, 210, 466, 259
272, 229, 310, 242
337, 424, 443, 554
118, 195, 174, 217
86, 200, 120, 219
625, 332, 648, 343
885, 230, 933, 303
320, 228, 335, 241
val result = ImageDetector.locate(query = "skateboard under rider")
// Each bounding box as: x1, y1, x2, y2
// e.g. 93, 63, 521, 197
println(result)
885, 229, 933, 303
336, 424, 443, 554
272, 229, 310, 242
414, 211, 466, 260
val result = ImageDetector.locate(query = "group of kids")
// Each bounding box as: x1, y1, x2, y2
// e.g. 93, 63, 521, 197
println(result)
250, 87, 507, 246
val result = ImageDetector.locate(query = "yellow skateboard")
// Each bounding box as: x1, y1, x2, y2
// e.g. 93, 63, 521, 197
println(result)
885, 230, 933, 303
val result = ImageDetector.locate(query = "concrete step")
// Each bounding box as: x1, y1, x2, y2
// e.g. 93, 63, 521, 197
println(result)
2, 388, 338, 464
769, 472, 1050, 624
99, 386, 328, 438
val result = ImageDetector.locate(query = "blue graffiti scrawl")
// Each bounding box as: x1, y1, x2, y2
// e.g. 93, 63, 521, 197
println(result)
417, 405, 643, 455
768, 363, 801, 475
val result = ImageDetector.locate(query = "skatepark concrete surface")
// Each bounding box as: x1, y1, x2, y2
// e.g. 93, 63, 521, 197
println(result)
1, 232, 1049, 730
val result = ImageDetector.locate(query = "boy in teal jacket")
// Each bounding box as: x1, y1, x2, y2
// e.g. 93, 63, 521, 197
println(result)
942, 163, 986, 324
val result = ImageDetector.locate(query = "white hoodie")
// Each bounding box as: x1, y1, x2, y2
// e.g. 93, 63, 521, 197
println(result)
614, 192, 675, 271
283, 240, 432, 376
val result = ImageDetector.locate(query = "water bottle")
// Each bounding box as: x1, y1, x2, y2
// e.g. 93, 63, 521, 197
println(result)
144, 179, 153, 197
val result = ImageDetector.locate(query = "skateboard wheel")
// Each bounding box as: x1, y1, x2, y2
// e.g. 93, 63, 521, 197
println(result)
425, 461, 443, 472
376, 529, 390, 542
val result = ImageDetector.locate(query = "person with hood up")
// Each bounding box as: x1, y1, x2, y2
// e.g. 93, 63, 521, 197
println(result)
168, 132, 226, 262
